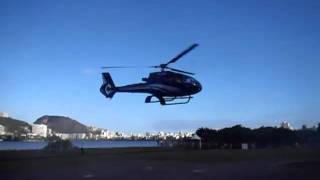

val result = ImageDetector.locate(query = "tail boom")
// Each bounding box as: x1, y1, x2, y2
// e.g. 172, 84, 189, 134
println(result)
100, 73, 117, 98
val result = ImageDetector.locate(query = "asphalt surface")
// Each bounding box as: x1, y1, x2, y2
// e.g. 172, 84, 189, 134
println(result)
0, 148, 319, 180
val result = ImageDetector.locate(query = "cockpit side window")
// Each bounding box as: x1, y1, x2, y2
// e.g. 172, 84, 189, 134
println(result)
184, 77, 193, 83
166, 77, 181, 84
184, 77, 197, 86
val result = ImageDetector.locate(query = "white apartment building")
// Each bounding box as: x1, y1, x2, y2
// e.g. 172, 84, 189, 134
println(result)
32, 124, 48, 137
280, 121, 294, 130
0, 124, 5, 135
55, 133, 86, 140
0, 112, 9, 118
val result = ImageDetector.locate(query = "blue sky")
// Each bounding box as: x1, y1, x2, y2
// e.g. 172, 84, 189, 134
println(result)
1, 0, 319, 133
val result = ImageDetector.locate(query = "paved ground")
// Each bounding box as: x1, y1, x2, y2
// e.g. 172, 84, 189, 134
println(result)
0, 148, 319, 180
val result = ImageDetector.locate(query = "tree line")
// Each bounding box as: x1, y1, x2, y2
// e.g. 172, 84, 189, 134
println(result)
196, 123, 320, 149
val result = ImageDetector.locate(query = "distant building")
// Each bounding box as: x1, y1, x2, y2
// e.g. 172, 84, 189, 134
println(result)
96, 129, 109, 139
32, 124, 47, 137
0, 112, 9, 118
106, 130, 116, 139
241, 143, 248, 150
0, 124, 5, 135
46, 128, 52, 137
280, 121, 294, 130
55, 133, 86, 140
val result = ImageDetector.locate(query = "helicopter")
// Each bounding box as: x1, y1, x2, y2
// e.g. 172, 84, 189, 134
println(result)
100, 43, 202, 105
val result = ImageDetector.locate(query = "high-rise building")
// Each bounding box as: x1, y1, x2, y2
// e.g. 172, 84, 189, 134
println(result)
0, 112, 9, 118
32, 124, 47, 137
0, 124, 5, 135
280, 121, 294, 130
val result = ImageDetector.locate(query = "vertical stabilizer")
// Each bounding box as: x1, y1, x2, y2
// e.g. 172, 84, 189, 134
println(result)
100, 73, 116, 98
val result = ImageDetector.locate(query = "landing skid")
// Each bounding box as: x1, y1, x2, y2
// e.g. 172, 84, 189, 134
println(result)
145, 95, 193, 105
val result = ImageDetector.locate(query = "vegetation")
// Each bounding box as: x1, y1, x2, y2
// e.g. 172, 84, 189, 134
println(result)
43, 139, 78, 152
196, 123, 320, 149
0, 117, 31, 134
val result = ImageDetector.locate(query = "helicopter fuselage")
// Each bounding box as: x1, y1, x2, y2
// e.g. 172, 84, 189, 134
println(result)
117, 71, 201, 97
100, 71, 201, 99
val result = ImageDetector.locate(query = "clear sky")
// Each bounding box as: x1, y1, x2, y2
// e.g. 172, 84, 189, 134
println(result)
1, 0, 319, 133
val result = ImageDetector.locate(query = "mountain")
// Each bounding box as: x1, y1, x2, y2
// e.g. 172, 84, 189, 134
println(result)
0, 117, 31, 134
34, 115, 88, 133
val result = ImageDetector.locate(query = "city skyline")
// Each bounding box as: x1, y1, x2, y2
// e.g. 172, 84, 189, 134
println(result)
1, 111, 305, 140
1, 1, 319, 133
0, 111, 315, 135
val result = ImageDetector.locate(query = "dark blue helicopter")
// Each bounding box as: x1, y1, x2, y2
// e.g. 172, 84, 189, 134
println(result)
100, 44, 202, 105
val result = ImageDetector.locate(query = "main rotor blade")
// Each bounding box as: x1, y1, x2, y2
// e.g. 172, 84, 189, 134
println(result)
101, 66, 150, 69
164, 43, 199, 67
166, 67, 195, 75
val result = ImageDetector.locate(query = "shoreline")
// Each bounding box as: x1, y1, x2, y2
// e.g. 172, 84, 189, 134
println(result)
0, 139, 159, 151
0, 139, 160, 142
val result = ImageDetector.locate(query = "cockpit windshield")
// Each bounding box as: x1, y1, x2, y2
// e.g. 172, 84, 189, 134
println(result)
184, 77, 197, 85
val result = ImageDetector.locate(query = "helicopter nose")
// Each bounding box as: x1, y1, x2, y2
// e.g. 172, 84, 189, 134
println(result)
191, 81, 201, 94
196, 82, 202, 93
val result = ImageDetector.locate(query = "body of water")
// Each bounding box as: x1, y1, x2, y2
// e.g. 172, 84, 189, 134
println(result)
0, 140, 158, 150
